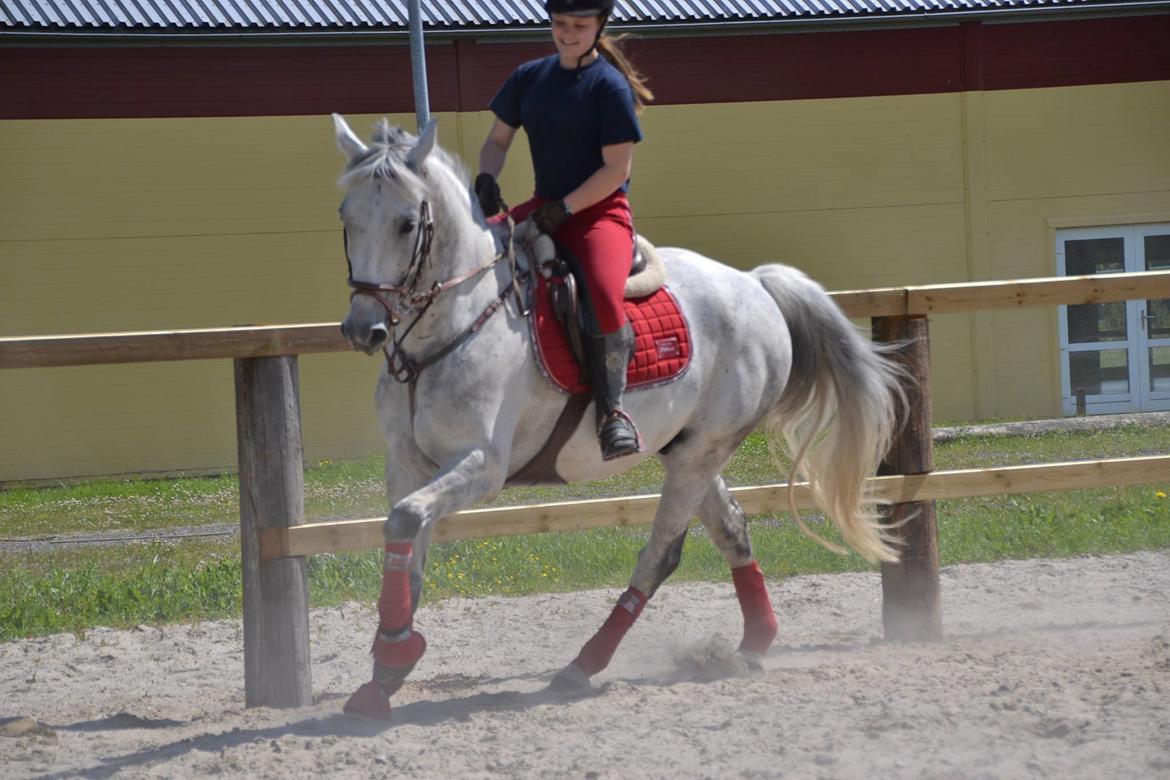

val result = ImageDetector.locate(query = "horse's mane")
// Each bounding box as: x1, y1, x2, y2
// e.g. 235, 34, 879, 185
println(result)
338, 119, 469, 202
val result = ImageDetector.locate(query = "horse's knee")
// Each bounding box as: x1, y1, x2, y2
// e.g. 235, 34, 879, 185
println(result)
384, 504, 425, 541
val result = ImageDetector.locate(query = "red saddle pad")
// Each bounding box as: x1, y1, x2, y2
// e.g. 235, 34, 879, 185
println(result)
529, 277, 692, 395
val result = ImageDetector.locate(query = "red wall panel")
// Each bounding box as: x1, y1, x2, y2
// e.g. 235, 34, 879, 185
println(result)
980, 14, 1170, 90
1, 14, 1166, 120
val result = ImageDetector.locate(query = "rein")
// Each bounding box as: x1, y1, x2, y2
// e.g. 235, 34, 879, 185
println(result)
345, 199, 526, 389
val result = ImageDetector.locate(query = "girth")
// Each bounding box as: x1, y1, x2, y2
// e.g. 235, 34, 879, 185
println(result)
505, 394, 592, 486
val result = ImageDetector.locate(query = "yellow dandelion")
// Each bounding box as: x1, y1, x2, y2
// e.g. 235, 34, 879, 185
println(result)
1157, 490, 1167, 499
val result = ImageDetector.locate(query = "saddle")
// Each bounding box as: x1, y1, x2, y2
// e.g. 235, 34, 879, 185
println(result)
544, 233, 667, 373
505, 222, 690, 485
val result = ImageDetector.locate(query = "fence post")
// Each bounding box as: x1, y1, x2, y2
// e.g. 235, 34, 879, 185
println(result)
234, 355, 312, 707
872, 315, 942, 641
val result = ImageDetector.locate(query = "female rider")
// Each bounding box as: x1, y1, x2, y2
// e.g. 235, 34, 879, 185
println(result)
475, 0, 654, 461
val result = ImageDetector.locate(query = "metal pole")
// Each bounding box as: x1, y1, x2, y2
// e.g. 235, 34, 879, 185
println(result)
408, 0, 431, 131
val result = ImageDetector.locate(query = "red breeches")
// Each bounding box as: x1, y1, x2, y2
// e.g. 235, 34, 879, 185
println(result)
511, 191, 634, 334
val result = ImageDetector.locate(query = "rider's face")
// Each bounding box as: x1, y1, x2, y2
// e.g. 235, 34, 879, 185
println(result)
551, 14, 601, 66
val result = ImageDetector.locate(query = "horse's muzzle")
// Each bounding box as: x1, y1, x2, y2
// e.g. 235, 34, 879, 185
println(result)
341, 317, 389, 355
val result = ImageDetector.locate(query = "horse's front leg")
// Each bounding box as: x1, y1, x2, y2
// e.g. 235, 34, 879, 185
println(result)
345, 448, 506, 719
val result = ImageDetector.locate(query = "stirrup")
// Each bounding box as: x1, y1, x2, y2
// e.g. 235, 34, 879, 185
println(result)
599, 410, 641, 460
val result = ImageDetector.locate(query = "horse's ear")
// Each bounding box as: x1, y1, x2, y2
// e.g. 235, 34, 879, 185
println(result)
332, 113, 367, 161
405, 118, 438, 172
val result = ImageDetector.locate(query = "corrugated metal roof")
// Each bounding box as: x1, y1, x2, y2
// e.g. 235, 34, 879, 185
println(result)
1, 0, 1165, 32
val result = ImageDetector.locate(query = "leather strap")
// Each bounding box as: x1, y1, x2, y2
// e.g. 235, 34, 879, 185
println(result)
399, 281, 514, 427
506, 393, 592, 486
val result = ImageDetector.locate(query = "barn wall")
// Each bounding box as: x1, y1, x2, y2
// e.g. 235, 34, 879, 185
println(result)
1, 15, 1168, 481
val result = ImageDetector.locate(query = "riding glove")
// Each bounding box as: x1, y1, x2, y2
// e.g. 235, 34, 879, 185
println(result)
532, 199, 571, 236
474, 173, 504, 217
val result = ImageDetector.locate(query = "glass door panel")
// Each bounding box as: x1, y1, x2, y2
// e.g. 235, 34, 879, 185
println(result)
1140, 232, 1170, 406
1150, 347, 1170, 393
1066, 237, 1125, 276
1069, 349, 1130, 395
1066, 301, 1127, 343
1064, 239, 1127, 349
1059, 234, 1136, 413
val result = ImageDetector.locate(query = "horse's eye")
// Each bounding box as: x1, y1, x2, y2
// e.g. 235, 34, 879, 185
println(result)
398, 218, 416, 236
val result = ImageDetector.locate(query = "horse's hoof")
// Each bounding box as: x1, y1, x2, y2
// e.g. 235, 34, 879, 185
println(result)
737, 650, 766, 673
548, 663, 591, 693
343, 681, 394, 720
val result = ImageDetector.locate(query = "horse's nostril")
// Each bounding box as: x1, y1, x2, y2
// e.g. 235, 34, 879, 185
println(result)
369, 324, 389, 348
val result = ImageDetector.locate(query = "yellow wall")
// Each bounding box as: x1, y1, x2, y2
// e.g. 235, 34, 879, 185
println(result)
974, 84, 1170, 418
2, 81, 1169, 481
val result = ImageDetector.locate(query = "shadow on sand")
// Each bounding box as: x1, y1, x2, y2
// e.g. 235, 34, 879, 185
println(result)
35, 674, 608, 780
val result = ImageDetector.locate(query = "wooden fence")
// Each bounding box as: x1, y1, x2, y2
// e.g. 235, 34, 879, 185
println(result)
2, 270, 1169, 707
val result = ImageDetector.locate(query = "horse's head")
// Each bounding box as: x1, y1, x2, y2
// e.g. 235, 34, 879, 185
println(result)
332, 113, 480, 355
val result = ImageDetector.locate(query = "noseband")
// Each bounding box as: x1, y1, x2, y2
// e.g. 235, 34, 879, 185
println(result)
345, 199, 524, 386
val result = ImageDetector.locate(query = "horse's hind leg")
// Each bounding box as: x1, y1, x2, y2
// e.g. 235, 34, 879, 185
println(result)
552, 470, 708, 689
698, 476, 778, 661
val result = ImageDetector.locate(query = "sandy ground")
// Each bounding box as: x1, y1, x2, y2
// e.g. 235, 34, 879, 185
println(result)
2, 551, 1169, 780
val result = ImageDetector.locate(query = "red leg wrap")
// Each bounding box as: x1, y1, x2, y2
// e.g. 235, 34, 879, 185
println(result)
378, 542, 414, 631
373, 542, 426, 669
345, 543, 424, 720
732, 561, 778, 655
372, 628, 427, 670
572, 587, 648, 677
345, 633, 425, 720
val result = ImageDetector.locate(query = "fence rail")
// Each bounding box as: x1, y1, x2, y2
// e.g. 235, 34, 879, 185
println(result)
3, 268, 1169, 707
0, 323, 346, 369
3, 271, 1169, 368
260, 455, 1170, 559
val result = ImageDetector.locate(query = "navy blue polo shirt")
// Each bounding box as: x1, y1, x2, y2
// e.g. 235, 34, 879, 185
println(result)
490, 54, 643, 201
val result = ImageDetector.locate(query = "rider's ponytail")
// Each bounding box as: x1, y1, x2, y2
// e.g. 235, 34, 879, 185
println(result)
597, 34, 654, 112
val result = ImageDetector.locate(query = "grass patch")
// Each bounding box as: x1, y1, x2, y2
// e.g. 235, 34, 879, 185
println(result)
0, 438, 772, 539
0, 541, 242, 641
2, 485, 1166, 641
1, 426, 1168, 640
5, 425, 1165, 539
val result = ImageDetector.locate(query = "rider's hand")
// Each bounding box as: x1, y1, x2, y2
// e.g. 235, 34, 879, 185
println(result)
532, 200, 570, 236
474, 173, 504, 218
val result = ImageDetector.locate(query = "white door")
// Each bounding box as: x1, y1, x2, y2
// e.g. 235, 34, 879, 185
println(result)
1057, 224, 1170, 415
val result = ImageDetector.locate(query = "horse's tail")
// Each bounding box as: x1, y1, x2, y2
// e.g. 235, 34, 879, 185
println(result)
751, 264, 907, 564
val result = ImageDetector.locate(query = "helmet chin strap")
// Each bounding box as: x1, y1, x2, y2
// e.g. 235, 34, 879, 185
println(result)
575, 14, 609, 69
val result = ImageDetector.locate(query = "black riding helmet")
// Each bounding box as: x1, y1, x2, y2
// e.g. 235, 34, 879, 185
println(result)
545, 0, 613, 16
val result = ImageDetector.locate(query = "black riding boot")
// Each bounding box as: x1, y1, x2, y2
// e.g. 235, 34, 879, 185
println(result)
589, 323, 641, 460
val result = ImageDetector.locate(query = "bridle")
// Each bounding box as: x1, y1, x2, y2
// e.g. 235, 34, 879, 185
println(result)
345, 199, 439, 331
345, 198, 527, 388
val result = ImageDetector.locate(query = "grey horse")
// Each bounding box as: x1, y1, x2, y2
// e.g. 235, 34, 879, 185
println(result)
331, 115, 904, 719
